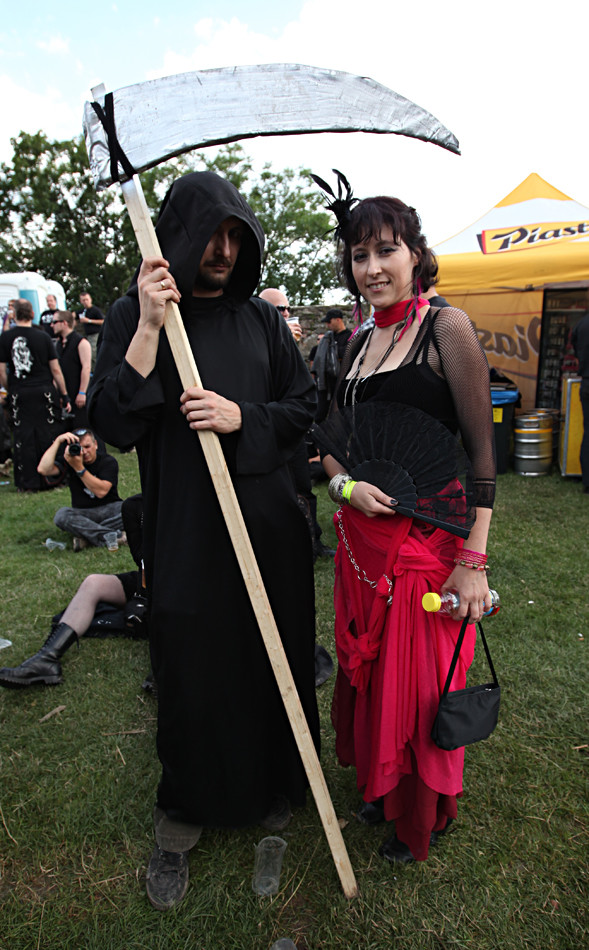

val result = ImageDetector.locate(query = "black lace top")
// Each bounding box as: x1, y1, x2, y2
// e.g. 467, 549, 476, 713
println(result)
337, 307, 496, 508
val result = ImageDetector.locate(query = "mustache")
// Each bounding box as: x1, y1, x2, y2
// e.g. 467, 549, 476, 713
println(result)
203, 254, 232, 267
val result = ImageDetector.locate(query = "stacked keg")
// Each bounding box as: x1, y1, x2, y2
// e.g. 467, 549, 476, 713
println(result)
513, 410, 560, 476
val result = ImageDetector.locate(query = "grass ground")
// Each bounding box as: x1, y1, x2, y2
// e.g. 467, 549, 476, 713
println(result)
0, 454, 587, 949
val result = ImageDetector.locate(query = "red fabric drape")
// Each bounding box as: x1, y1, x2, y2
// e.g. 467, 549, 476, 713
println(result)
331, 506, 476, 858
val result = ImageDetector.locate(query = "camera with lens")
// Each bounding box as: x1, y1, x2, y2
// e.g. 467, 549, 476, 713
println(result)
68, 442, 82, 456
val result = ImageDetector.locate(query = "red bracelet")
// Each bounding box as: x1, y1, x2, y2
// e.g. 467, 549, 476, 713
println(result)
453, 557, 489, 572
460, 548, 487, 564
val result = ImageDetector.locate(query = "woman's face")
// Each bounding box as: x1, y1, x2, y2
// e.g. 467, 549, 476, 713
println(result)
350, 227, 417, 309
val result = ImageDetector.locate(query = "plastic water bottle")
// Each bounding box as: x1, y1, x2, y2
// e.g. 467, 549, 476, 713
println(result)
422, 589, 500, 616
270, 941, 298, 950
0, 638, 12, 650
44, 538, 66, 551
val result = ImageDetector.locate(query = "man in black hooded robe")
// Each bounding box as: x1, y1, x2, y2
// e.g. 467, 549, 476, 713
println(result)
88, 172, 320, 910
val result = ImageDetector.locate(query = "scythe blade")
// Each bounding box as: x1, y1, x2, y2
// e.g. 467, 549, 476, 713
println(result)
84, 62, 459, 190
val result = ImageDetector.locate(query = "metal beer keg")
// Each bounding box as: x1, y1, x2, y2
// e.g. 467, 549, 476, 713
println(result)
513, 412, 553, 476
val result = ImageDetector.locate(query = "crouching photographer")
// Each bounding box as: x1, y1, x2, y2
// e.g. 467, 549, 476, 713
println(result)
37, 428, 124, 551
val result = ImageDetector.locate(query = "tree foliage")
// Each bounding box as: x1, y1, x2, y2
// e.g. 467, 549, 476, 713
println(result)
0, 131, 191, 306
0, 133, 338, 307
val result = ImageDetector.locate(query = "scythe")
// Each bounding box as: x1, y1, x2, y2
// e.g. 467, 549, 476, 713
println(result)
83, 63, 460, 900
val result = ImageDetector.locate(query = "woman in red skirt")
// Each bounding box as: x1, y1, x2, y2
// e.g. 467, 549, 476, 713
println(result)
315, 180, 496, 864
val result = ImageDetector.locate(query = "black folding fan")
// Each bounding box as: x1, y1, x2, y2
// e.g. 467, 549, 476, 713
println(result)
312, 402, 476, 538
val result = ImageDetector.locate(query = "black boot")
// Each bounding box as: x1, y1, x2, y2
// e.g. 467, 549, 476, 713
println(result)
0, 623, 78, 688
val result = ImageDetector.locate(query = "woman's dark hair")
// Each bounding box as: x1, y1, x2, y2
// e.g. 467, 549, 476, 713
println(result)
339, 196, 438, 299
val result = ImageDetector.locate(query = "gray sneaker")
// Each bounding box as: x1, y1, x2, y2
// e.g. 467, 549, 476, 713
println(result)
146, 845, 189, 911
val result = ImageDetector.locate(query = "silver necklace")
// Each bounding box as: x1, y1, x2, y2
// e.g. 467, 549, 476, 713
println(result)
344, 315, 410, 406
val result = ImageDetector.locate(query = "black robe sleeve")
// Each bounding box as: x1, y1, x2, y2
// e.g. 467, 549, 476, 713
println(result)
234, 306, 317, 474
88, 296, 165, 449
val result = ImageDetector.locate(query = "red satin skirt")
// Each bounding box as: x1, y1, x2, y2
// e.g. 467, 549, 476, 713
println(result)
331, 507, 476, 860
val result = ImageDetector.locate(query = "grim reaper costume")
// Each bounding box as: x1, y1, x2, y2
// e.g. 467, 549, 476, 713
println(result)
89, 172, 320, 827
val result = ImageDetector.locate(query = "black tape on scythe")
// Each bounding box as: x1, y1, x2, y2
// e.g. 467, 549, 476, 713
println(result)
90, 92, 136, 184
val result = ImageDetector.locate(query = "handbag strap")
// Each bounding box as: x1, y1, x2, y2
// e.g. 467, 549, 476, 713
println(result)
440, 617, 499, 699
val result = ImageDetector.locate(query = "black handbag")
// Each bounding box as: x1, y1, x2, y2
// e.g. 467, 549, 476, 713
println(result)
431, 616, 500, 751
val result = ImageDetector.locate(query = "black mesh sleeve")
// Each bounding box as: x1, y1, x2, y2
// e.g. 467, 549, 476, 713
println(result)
432, 308, 496, 508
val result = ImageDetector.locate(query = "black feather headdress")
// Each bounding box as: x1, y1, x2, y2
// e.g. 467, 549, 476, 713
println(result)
310, 168, 358, 241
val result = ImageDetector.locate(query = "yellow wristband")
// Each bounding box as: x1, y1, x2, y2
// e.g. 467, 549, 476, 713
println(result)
341, 479, 357, 503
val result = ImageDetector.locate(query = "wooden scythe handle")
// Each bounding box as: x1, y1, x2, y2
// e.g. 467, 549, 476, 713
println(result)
120, 175, 358, 899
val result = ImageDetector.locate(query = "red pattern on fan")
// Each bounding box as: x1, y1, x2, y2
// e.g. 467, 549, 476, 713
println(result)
313, 401, 476, 538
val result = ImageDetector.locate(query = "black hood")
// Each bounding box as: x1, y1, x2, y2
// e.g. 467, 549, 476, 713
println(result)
127, 171, 265, 307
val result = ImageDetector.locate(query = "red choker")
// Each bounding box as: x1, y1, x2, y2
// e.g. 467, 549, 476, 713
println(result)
374, 297, 428, 328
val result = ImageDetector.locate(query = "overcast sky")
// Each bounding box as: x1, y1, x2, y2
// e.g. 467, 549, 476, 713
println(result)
1, 0, 587, 246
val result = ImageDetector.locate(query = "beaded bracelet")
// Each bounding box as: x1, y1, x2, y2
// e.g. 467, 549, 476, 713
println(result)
453, 557, 489, 572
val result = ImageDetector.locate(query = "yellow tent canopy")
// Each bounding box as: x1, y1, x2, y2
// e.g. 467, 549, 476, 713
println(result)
434, 174, 589, 410
435, 173, 589, 295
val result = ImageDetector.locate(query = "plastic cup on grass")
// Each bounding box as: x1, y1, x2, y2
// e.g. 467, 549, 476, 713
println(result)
252, 837, 287, 896
104, 532, 119, 552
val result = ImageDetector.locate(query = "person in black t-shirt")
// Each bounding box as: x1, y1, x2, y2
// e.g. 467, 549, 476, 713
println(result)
77, 291, 105, 368
37, 427, 124, 549
0, 299, 70, 490
77, 291, 104, 335
39, 294, 59, 337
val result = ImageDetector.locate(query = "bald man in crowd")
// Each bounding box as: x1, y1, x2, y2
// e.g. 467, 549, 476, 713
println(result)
259, 287, 303, 342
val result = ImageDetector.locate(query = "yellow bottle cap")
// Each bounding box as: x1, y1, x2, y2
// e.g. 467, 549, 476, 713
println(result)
422, 592, 442, 612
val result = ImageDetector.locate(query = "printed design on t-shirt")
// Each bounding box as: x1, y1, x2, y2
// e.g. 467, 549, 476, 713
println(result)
81, 471, 96, 499
11, 337, 33, 378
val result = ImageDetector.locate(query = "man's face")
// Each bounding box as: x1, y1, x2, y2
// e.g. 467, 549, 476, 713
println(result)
193, 216, 243, 297
260, 288, 290, 316
46, 295, 57, 310
79, 435, 97, 465
80, 293, 92, 308
51, 315, 66, 337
